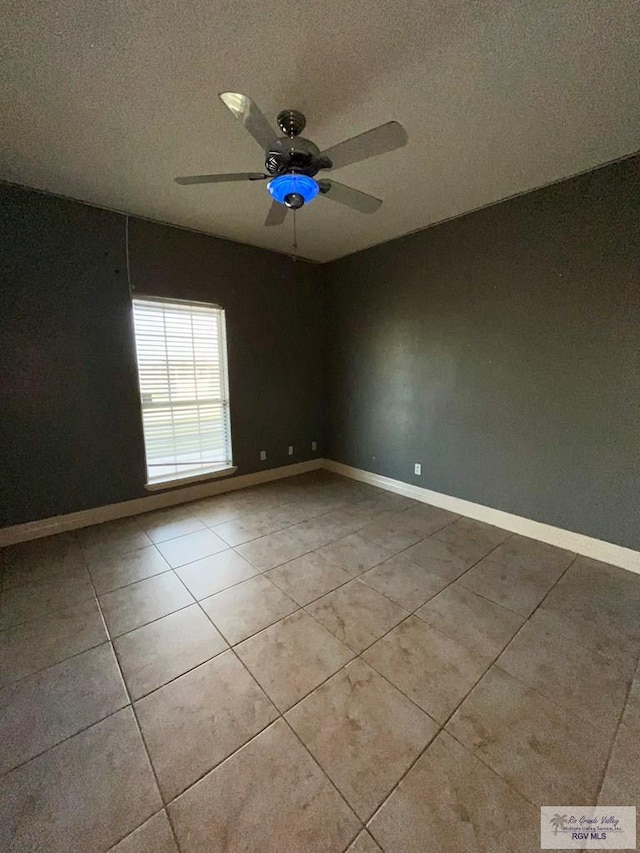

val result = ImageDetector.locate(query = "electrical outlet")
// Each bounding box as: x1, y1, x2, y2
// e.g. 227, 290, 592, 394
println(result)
288, 445, 294, 456
311, 441, 317, 451
260, 450, 267, 461
414, 463, 422, 476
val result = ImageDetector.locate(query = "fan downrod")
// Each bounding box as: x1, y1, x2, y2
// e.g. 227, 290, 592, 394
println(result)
277, 109, 306, 138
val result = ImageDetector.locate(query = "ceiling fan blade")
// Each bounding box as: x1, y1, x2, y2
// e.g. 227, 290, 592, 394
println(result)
219, 92, 277, 150
318, 180, 382, 214
320, 121, 407, 170
264, 200, 288, 227
174, 172, 267, 185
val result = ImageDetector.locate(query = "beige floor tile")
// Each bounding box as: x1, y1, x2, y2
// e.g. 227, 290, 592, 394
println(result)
0, 642, 127, 774
267, 551, 352, 605
431, 516, 511, 562
396, 504, 459, 536
261, 501, 323, 527
114, 605, 227, 700
0, 570, 96, 629
363, 616, 491, 723
497, 620, 630, 736
230, 491, 282, 514
107, 811, 178, 853
487, 535, 574, 573
307, 580, 407, 653
355, 493, 415, 515
401, 537, 475, 581
346, 831, 382, 853
2, 560, 89, 593
287, 517, 351, 549
79, 518, 152, 559
100, 572, 194, 637
200, 574, 298, 644
236, 529, 310, 571
235, 610, 354, 711
286, 659, 438, 820
2, 533, 86, 589
2, 531, 82, 569
0, 708, 161, 853
191, 497, 241, 527
360, 555, 449, 610
88, 547, 171, 594
598, 721, 640, 807
368, 731, 540, 853
315, 533, 393, 577
447, 666, 609, 805
213, 513, 290, 547
623, 676, 640, 736
324, 506, 377, 535
531, 604, 639, 674
357, 517, 424, 553
154, 529, 228, 568
168, 719, 360, 853
137, 508, 205, 544
175, 549, 257, 600
530, 556, 640, 668
416, 585, 524, 657
457, 539, 573, 617
0, 598, 107, 687
136, 650, 278, 801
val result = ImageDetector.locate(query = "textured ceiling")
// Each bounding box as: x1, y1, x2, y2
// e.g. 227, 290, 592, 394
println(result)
1, 1, 638, 263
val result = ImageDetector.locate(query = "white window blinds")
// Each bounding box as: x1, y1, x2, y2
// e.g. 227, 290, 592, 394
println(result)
132, 297, 232, 484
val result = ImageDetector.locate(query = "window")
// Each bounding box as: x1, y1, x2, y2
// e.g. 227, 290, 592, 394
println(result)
132, 297, 233, 487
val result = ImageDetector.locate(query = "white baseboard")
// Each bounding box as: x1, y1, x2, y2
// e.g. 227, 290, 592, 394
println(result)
3, 457, 639, 576
0, 459, 325, 547
323, 459, 640, 575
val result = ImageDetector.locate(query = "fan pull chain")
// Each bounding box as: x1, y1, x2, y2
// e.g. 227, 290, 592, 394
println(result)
293, 208, 298, 251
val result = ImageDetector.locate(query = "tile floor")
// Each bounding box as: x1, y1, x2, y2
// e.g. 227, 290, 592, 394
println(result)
1, 471, 639, 852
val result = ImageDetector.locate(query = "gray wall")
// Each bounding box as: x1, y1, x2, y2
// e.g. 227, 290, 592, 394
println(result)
0, 185, 324, 526
326, 157, 640, 550
2, 158, 638, 548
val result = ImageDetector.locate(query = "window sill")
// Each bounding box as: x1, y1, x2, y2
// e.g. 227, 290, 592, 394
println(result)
144, 465, 237, 492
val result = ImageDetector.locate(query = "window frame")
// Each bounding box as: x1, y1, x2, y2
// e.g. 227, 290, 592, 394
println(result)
131, 294, 236, 490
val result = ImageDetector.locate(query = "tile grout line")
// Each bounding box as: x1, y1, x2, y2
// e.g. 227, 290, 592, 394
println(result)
0, 494, 532, 696
80, 545, 187, 853
363, 553, 587, 828
0, 531, 555, 786
165, 515, 454, 843
220, 517, 507, 722
593, 667, 637, 805
234, 506, 472, 623
281, 715, 366, 849
183, 528, 518, 838
170, 565, 367, 848
364, 619, 542, 834
4, 475, 631, 848
0, 501, 507, 706
0, 485, 404, 631
429, 552, 628, 815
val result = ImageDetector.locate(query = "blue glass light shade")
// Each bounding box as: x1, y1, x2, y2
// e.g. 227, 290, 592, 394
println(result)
267, 174, 319, 205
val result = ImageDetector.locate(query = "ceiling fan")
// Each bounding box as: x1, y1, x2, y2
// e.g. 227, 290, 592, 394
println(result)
175, 92, 408, 227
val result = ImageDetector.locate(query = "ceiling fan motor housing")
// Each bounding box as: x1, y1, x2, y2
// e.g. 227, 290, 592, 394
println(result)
265, 110, 332, 182
265, 136, 332, 178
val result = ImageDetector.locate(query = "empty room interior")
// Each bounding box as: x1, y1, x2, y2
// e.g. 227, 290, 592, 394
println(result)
1, 2, 639, 852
